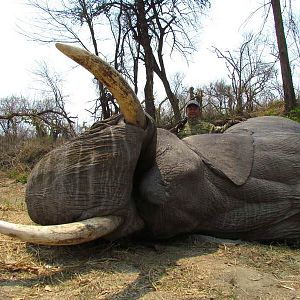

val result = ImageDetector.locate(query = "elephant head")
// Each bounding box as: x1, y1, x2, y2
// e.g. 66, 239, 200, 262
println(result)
1, 44, 300, 245
0, 44, 157, 245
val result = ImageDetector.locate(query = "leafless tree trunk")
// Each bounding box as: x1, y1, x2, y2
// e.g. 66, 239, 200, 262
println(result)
271, 0, 297, 113
136, 0, 155, 118
96, 0, 210, 123
24, 0, 210, 123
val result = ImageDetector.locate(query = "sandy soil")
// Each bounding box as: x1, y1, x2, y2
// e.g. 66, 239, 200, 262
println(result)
0, 171, 299, 300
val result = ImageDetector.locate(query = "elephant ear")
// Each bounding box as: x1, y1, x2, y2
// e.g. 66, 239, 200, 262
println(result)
183, 133, 254, 185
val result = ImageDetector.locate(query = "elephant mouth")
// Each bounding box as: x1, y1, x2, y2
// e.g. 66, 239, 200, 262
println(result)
0, 44, 150, 245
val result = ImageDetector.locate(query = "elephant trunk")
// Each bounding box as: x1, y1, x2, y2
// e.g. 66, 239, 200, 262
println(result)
0, 216, 122, 245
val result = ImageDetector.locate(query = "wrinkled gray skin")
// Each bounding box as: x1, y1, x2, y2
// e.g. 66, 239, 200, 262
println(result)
26, 115, 300, 241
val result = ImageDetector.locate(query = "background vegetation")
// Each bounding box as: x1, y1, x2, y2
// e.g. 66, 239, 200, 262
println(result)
0, 2, 300, 298
0, 0, 299, 178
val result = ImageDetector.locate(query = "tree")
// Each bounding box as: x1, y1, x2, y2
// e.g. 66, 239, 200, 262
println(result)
24, 0, 210, 122
271, 0, 297, 112
24, 0, 119, 121
0, 63, 76, 140
0, 96, 29, 137
105, 0, 210, 122
156, 72, 187, 127
213, 34, 276, 115
32, 62, 76, 139
204, 80, 233, 115
246, 0, 299, 111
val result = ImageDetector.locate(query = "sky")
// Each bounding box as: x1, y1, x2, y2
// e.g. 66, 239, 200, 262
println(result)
0, 0, 297, 122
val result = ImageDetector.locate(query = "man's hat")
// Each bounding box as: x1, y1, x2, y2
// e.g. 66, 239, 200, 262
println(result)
186, 100, 200, 108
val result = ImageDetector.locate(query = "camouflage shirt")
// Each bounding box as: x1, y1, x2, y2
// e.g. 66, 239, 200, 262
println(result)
177, 118, 229, 139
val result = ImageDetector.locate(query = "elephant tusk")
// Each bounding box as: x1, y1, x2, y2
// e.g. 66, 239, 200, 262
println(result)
0, 216, 122, 246
55, 43, 146, 129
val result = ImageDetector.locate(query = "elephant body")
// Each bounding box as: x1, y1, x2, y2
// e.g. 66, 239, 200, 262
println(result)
25, 115, 300, 242
137, 116, 300, 241
2, 44, 299, 246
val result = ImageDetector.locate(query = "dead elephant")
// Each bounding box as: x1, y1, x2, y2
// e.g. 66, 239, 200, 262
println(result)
0, 44, 300, 245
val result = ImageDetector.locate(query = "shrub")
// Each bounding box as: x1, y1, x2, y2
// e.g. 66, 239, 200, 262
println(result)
0, 135, 64, 183
17, 137, 57, 168
251, 100, 285, 117
8, 169, 29, 184
287, 107, 300, 123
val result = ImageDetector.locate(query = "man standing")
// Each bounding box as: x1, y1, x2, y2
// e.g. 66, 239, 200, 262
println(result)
176, 100, 231, 139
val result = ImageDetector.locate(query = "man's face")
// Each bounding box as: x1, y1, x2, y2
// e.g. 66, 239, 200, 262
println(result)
186, 104, 200, 119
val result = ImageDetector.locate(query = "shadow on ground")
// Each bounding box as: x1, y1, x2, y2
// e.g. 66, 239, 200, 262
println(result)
1, 235, 220, 299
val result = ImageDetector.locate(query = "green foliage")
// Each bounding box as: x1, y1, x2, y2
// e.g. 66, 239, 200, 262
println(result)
259, 100, 285, 117
287, 107, 300, 123
8, 170, 29, 184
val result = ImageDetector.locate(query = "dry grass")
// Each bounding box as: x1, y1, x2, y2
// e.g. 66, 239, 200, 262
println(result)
0, 171, 300, 300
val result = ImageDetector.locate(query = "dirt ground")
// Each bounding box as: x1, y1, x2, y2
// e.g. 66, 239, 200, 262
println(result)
0, 171, 299, 300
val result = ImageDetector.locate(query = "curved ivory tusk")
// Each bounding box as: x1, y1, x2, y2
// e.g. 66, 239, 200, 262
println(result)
0, 216, 122, 245
55, 43, 146, 129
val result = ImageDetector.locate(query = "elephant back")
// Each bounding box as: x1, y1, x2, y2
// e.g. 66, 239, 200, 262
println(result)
225, 116, 300, 134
